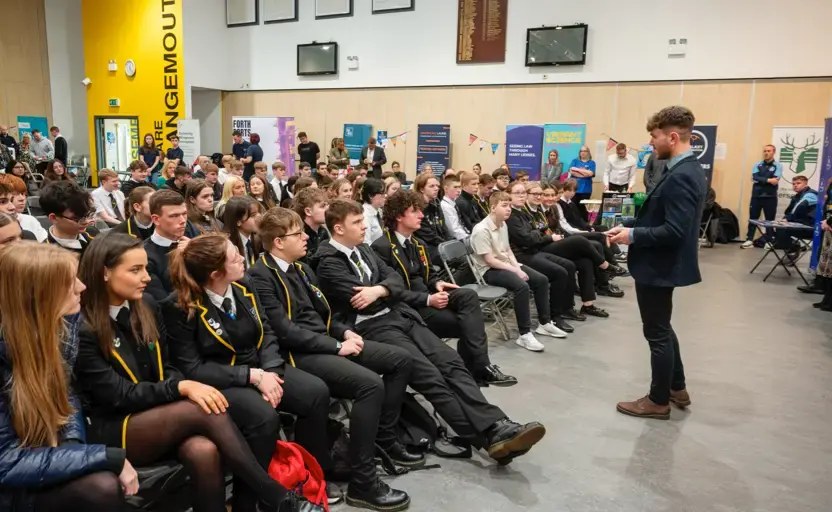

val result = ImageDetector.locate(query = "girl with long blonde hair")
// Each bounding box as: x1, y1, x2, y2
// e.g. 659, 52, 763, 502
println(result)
0, 242, 134, 510
214, 176, 247, 219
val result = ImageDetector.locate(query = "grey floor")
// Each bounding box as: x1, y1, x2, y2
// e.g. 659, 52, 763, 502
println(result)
342, 246, 832, 512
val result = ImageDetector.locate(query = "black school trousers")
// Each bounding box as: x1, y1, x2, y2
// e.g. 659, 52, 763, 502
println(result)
356, 310, 505, 439
418, 287, 491, 374
292, 341, 412, 487
483, 265, 550, 335
542, 237, 606, 301
516, 251, 576, 315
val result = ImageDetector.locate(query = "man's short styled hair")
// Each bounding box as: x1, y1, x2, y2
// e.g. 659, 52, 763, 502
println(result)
616, 142, 627, 151
317, 161, 328, 170
40, 181, 93, 218
646, 106, 696, 141
272, 161, 287, 171
382, 189, 426, 231
413, 172, 438, 194
168, 134, 179, 141
292, 187, 328, 219
98, 169, 118, 182
174, 166, 190, 179
149, 189, 185, 216
254, 161, 267, 172
203, 163, 219, 175
514, 170, 529, 181
442, 174, 461, 188
258, 207, 303, 252
325, 199, 363, 233
562, 178, 578, 192
492, 168, 510, 180
459, 171, 478, 187
479, 173, 495, 186
0, 174, 26, 195
232, 129, 242, 137
361, 178, 386, 204
489, 190, 510, 207
231, 161, 244, 171
793, 175, 809, 183
298, 131, 308, 139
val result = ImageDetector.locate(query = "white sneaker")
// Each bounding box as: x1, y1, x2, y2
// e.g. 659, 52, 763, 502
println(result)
741, 240, 754, 249
516, 333, 544, 352
535, 321, 568, 338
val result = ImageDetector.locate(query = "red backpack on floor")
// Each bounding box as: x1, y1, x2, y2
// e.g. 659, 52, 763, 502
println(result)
268, 441, 329, 511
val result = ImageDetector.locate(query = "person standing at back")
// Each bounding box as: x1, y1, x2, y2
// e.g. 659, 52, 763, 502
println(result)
606, 105, 706, 419
360, 138, 387, 179
166, 134, 184, 166
566, 146, 596, 220
231, 130, 250, 161
297, 132, 321, 169
50, 126, 68, 166
741, 144, 782, 248
241, 133, 263, 183
604, 143, 637, 193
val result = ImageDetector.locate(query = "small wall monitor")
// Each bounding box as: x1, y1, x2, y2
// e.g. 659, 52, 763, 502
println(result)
297, 42, 339, 76
525, 24, 587, 67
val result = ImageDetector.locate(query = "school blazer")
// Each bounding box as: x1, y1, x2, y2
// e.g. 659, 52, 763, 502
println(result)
144, 238, 176, 301
248, 255, 349, 356
114, 216, 155, 240
44, 225, 100, 256
505, 206, 551, 255
371, 229, 437, 307
161, 279, 284, 389
75, 296, 182, 420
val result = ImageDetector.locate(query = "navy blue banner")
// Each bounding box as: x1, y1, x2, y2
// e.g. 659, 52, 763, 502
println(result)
505, 124, 545, 180
810, 118, 832, 271
416, 124, 451, 176
691, 125, 718, 186
344, 124, 372, 163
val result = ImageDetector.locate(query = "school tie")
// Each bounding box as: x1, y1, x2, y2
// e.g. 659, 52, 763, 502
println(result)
116, 307, 131, 329
245, 239, 255, 266
349, 251, 369, 285
404, 238, 418, 266
221, 298, 236, 320
110, 193, 124, 221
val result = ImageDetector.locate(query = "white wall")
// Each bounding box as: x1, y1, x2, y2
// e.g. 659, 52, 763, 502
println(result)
191, 88, 223, 154
45, 0, 89, 159
183, 0, 832, 92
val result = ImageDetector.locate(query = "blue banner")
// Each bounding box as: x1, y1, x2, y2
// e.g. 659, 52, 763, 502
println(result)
505, 125, 544, 180
416, 124, 451, 176
691, 125, 718, 187
343, 124, 372, 163
810, 117, 832, 271
543, 123, 586, 182
16, 116, 50, 141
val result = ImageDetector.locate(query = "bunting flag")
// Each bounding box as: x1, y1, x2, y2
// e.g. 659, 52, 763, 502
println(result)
391, 137, 397, 147
606, 138, 618, 151
491, 143, 500, 154
469, 133, 477, 146
479, 141, 486, 151
400, 133, 407, 143
470, 133, 503, 154
386, 131, 409, 147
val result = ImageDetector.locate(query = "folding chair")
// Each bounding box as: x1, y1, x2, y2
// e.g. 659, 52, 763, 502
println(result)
26, 196, 43, 216
699, 211, 713, 248
36, 216, 51, 230
438, 239, 511, 341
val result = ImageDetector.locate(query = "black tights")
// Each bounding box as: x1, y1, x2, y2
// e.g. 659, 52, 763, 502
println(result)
33, 471, 124, 510
125, 400, 287, 512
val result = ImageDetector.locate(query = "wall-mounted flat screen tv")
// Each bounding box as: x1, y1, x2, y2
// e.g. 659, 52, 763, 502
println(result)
525, 24, 587, 66
297, 42, 339, 76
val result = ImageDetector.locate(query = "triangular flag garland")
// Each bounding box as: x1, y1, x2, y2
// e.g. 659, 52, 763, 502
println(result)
469, 133, 477, 146
386, 131, 410, 147
470, 133, 503, 154
479, 141, 486, 151
491, 143, 499, 155
606, 137, 618, 151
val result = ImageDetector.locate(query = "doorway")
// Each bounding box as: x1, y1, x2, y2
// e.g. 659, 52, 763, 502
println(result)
94, 116, 140, 174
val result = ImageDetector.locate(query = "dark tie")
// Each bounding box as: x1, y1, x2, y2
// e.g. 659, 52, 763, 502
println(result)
221, 298, 236, 320
349, 252, 369, 285
245, 239, 254, 266
404, 239, 418, 267
110, 193, 124, 221
116, 307, 131, 328
454, 203, 470, 234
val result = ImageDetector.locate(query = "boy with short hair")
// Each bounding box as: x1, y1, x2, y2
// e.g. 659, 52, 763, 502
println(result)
203, 163, 223, 200
298, 162, 312, 177
166, 134, 184, 165
121, 160, 154, 197
40, 181, 100, 255
271, 161, 289, 203
0, 174, 46, 241
144, 189, 192, 300
476, 174, 495, 216
291, 187, 330, 265
91, 169, 126, 226
440, 174, 469, 240
492, 168, 510, 191
163, 166, 192, 197
514, 170, 530, 184
391, 161, 407, 184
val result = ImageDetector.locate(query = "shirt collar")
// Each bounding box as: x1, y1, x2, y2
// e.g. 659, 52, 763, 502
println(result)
668, 149, 695, 170
134, 216, 152, 229
328, 238, 358, 258
394, 231, 411, 246
109, 301, 129, 321
363, 203, 379, 216
240, 232, 250, 246
49, 227, 83, 249
206, 285, 233, 310
150, 231, 177, 247
270, 253, 291, 273
485, 215, 500, 231
441, 196, 456, 206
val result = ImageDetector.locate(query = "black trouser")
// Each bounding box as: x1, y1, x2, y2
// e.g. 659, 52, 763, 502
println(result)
517, 252, 575, 317
608, 183, 629, 192
356, 310, 505, 439
745, 196, 778, 241
774, 227, 813, 251
483, 266, 549, 334
574, 231, 617, 264
222, 364, 333, 477
635, 283, 685, 406
292, 341, 412, 487
419, 287, 491, 374
573, 192, 592, 222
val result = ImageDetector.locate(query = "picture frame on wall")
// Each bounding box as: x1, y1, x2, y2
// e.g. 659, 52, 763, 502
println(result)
372, 0, 414, 14
226, 0, 259, 27
264, 0, 298, 23
315, 0, 353, 19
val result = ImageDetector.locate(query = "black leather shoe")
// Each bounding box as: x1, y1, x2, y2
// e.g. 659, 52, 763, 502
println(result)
485, 419, 546, 460
561, 308, 587, 321
346, 479, 410, 511
554, 316, 574, 333
476, 364, 518, 388
597, 283, 625, 298
384, 443, 426, 467
606, 265, 630, 278
326, 481, 343, 505
798, 280, 825, 294
581, 304, 609, 318
274, 491, 326, 512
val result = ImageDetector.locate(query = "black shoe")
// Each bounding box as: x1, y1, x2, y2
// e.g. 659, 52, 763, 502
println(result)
326, 481, 343, 505
606, 265, 630, 278
476, 364, 518, 387
615, 253, 627, 263
346, 479, 410, 512
580, 304, 609, 318
597, 283, 625, 298
275, 491, 326, 512
561, 308, 587, 321
384, 443, 426, 468
798, 280, 826, 294
554, 316, 574, 333
485, 419, 546, 461
813, 301, 823, 308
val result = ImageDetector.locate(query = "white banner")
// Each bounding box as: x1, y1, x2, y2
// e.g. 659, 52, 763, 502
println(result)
177, 119, 201, 167
771, 126, 824, 218
231, 116, 280, 166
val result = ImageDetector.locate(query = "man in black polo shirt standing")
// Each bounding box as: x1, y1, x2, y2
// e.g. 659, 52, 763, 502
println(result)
232, 130, 250, 160
297, 132, 320, 168
166, 134, 184, 166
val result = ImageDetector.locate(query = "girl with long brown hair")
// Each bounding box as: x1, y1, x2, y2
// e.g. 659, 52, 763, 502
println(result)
0, 242, 134, 510
44, 159, 71, 183
114, 186, 155, 240
222, 196, 262, 269
185, 179, 222, 234
249, 175, 276, 211
75, 233, 312, 512
139, 133, 162, 178
161, 234, 337, 507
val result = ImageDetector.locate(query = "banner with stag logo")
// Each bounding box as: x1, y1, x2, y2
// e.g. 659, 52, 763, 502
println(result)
771, 126, 824, 218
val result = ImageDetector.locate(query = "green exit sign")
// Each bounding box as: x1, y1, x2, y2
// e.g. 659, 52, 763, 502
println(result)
108, 98, 120, 107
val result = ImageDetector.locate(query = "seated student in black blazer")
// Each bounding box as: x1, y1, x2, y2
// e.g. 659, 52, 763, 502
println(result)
161, 234, 344, 506
121, 160, 156, 198
371, 189, 516, 388
249, 208, 413, 511
0, 211, 32, 245
223, 196, 262, 271
75, 233, 314, 512
292, 187, 330, 267
115, 186, 156, 240
315, 199, 546, 465
412, 173, 451, 266
456, 171, 484, 232
40, 181, 100, 256
144, 189, 198, 301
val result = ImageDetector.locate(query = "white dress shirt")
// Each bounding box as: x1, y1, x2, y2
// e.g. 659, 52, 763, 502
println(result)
206, 285, 236, 316
440, 196, 469, 240
327, 238, 389, 324
91, 186, 126, 220
555, 202, 581, 235
271, 178, 288, 203
366, 147, 376, 165
363, 203, 384, 244
271, 254, 291, 272
17, 213, 47, 242
604, 154, 637, 188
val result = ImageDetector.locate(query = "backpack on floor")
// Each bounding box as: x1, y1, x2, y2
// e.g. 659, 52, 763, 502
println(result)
268, 441, 329, 511
716, 208, 740, 244
397, 393, 472, 459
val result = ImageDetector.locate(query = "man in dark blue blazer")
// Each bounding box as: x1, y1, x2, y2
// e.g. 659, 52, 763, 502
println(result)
606, 106, 707, 420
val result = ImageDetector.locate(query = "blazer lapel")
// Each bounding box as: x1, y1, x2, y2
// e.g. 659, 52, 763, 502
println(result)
196, 294, 237, 360
231, 282, 265, 350
110, 319, 142, 384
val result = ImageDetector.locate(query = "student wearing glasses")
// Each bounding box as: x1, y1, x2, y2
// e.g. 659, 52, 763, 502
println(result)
39, 181, 100, 255
492, 168, 510, 191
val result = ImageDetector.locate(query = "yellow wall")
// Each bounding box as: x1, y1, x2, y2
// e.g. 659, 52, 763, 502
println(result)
82, 0, 185, 178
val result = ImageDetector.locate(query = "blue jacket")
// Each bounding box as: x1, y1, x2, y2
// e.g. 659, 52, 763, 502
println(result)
751, 160, 783, 198
0, 314, 111, 510
628, 154, 707, 288
785, 187, 818, 226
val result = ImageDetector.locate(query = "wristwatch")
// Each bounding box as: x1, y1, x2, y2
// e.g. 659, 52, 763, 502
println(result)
335, 341, 342, 354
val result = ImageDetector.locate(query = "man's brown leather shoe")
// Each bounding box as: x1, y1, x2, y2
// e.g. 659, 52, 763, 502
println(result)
616, 396, 670, 420
669, 389, 691, 408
